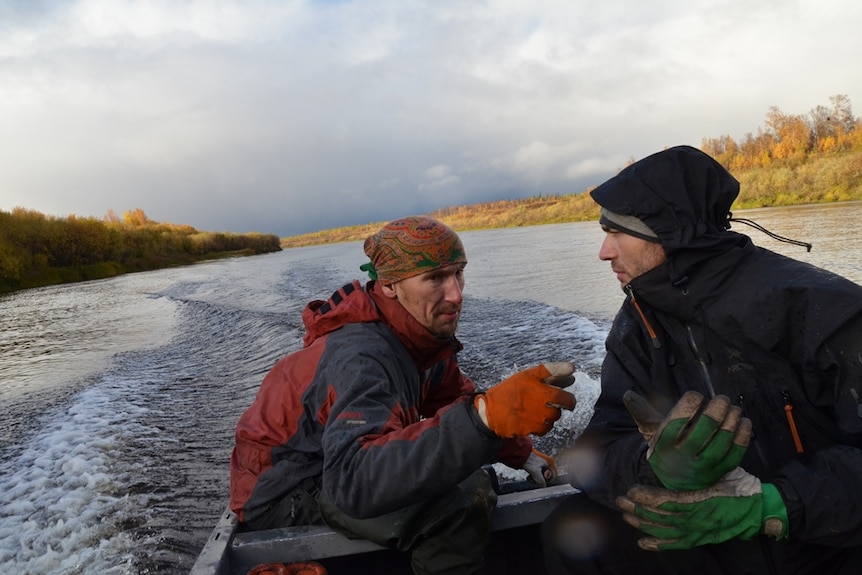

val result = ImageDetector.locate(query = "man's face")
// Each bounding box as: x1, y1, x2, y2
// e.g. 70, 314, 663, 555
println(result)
383, 263, 466, 338
599, 225, 667, 289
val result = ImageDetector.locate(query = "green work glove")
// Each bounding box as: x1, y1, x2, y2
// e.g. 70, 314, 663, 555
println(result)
616, 467, 789, 551
624, 390, 752, 490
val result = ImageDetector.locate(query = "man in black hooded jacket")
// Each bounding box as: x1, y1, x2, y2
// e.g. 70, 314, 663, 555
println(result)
542, 145, 862, 574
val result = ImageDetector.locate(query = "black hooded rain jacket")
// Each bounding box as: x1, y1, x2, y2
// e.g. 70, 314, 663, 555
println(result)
575, 146, 862, 560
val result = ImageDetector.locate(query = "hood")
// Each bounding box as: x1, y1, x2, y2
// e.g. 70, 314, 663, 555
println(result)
590, 145, 752, 282
302, 280, 380, 346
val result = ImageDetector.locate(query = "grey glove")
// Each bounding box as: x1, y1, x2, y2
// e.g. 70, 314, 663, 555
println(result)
522, 449, 557, 487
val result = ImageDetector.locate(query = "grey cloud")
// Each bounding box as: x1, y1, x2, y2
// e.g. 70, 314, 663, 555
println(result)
1, 0, 861, 237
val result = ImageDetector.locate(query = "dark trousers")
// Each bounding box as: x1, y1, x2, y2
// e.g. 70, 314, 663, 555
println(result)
542, 492, 862, 575
319, 468, 496, 575
240, 477, 323, 531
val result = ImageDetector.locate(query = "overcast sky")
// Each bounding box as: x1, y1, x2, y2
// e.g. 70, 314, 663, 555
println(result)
1, 0, 860, 237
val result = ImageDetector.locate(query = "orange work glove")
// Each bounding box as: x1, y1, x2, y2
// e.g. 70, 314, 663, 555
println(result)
474, 362, 576, 438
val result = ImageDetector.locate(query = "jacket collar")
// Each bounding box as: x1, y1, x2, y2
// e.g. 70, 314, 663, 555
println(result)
629, 243, 754, 320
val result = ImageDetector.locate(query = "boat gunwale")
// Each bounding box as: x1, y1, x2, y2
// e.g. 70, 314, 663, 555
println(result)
189, 481, 578, 575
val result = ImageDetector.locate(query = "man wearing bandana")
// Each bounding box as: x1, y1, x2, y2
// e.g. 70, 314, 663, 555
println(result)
230, 216, 576, 575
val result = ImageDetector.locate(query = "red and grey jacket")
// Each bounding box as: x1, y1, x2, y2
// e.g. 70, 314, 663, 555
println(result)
230, 280, 531, 524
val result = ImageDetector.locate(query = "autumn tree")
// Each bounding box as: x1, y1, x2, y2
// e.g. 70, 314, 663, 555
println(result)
123, 208, 153, 228
764, 106, 810, 162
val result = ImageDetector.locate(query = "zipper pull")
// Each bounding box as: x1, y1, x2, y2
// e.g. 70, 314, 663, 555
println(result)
626, 285, 661, 349
783, 390, 804, 454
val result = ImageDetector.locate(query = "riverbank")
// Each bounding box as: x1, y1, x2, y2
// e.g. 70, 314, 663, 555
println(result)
0, 207, 282, 294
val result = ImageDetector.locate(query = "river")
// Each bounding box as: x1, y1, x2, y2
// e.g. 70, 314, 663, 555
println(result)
1, 202, 861, 574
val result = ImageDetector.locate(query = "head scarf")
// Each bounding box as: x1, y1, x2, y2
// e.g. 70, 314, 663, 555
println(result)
361, 216, 467, 283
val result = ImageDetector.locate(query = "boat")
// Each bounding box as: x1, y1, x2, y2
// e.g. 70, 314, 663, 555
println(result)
189, 469, 578, 575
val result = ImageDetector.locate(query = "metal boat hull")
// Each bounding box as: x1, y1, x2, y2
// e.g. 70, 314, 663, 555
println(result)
190, 482, 577, 575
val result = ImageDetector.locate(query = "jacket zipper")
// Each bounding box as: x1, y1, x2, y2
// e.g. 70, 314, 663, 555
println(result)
850, 388, 862, 419
684, 324, 716, 398
738, 393, 770, 470
626, 285, 712, 397
626, 285, 717, 400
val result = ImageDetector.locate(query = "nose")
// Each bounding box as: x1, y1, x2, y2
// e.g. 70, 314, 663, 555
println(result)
444, 275, 464, 304
598, 234, 616, 261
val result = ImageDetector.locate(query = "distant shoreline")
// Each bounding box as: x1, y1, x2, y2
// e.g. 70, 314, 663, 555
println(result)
279, 197, 860, 250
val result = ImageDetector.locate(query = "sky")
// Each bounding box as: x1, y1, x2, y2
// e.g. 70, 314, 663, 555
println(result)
1, 0, 861, 237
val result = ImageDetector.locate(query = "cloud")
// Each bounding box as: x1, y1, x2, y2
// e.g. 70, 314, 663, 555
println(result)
420, 164, 460, 191
1, 0, 860, 236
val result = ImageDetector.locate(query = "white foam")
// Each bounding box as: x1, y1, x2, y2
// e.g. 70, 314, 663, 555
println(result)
0, 380, 154, 574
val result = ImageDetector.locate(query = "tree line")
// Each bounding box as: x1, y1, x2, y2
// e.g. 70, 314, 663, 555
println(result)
0, 207, 281, 293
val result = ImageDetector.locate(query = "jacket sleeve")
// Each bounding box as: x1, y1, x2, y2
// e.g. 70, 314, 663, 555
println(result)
497, 436, 533, 468
318, 336, 502, 519
566, 307, 662, 509
421, 358, 533, 468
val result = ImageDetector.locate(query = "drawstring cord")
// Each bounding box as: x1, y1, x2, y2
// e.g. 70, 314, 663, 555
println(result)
728, 213, 813, 252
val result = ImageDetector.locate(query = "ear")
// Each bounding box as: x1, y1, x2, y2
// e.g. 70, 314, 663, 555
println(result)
379, 282, 399, 300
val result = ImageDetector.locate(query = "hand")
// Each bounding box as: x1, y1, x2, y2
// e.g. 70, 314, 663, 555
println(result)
475, 362, 576, 438
523, 448, 558, 487
623, 390, 752, 490
616, 467, 788, 551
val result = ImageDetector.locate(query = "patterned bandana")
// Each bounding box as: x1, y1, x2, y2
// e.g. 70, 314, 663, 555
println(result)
361, 216, 467, 283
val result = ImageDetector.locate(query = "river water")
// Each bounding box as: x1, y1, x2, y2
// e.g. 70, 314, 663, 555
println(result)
1, 202, 861, 575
